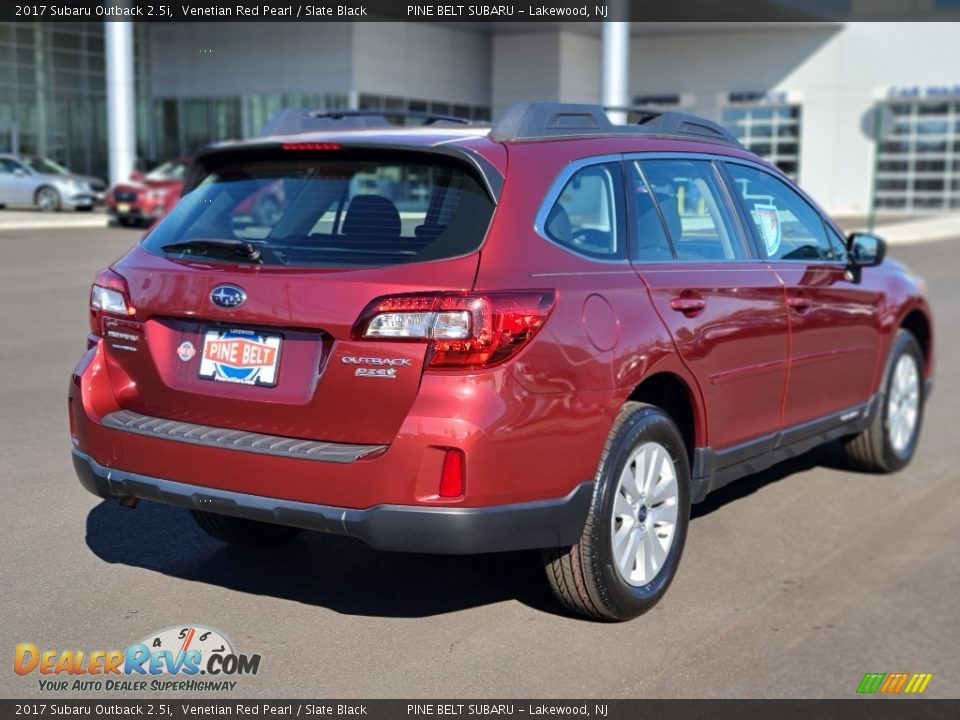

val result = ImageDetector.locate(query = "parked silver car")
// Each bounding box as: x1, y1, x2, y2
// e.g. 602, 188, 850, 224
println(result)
0, 154, 105, 211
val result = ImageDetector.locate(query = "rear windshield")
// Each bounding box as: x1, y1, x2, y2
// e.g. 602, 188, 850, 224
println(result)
143, 151, 494, 267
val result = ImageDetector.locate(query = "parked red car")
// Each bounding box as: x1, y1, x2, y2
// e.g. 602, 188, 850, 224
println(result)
106, 158, 189, 227
70, 105, 933, 620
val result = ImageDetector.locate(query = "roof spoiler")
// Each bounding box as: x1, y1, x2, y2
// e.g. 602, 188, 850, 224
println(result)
489, 103, 742, 147
259, 109, 473, 137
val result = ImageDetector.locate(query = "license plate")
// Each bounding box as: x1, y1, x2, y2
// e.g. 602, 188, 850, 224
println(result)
198, 328, 282, 387
116, 202, 131, 213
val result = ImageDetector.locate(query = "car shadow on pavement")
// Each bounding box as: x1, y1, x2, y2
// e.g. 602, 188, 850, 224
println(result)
85, 443, 853, 618
85, 500, 565, 618
691, 441, 849, 518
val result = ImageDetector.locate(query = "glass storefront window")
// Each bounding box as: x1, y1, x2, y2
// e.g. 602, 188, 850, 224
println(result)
875, 98, 960, 211
722, 103, 802, 180
0, 21, 108, 177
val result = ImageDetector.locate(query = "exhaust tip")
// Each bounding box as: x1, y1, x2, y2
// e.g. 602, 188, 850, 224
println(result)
118, 496, 139, 509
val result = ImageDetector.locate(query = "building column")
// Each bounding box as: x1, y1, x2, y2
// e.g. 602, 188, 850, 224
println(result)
602, 22, 630, 124
105, 22, 137, 184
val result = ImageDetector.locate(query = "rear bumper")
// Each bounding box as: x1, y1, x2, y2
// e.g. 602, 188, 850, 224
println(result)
73, 450, 593, 554
69, 338, 614, 511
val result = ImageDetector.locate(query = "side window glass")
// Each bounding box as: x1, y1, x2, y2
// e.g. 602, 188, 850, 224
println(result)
627, 162, 674, 262
727, 163, 838, 262
638, 159, 748, 261
541, 161, 624, 260
826, 223, 849, 263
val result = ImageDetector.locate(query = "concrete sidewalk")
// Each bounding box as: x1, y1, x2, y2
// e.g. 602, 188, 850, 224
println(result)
846, 213, 960, 245
0, 208, 110, 232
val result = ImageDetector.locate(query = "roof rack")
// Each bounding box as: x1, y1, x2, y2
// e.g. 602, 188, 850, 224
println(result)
489, 103, 742, 147
259, 108, 473, 137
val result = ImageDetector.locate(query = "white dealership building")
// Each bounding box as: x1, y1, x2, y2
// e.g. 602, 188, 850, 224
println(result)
3, 17, 960, 214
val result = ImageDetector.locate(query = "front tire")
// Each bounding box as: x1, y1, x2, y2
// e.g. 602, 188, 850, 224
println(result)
35, 186, 61, 212
544, 402, 691, 621
843, 329, 925, 473
191, 510, 302, 548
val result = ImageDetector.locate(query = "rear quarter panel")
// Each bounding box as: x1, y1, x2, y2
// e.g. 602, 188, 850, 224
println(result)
474, 139, 711, 454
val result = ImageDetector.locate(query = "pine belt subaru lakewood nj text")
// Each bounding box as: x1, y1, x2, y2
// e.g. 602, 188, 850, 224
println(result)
69, 104, 934, 620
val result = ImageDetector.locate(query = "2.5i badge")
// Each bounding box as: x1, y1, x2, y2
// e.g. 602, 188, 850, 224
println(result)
198, 328, 282, 387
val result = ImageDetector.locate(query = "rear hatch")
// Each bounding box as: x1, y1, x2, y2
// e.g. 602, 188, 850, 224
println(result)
100, 146, 496, 445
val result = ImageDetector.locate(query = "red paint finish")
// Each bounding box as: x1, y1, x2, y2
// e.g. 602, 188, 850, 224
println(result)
637, 263, 789, 450
70, 126, 934, 515
772, 262, 883, 428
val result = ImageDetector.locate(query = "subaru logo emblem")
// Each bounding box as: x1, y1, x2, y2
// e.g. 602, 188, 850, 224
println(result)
210, 285, 246, 309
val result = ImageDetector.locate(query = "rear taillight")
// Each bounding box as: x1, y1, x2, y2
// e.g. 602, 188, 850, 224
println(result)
355, 291, 556, 369
90, 268, 134, 335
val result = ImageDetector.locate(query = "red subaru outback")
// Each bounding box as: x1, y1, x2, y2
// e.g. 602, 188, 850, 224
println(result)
70, 105, 934, 620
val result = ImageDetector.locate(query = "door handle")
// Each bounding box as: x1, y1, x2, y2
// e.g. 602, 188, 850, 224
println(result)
787, 296, 812, 313
670, 295, 706, 314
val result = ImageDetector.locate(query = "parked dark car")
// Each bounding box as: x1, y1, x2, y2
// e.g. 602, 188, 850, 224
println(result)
70, 104, 933, 620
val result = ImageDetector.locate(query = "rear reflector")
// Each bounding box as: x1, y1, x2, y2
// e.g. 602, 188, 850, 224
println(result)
68, 398, 77, 445
439, 449, 465, 498
356, 291, 556, 369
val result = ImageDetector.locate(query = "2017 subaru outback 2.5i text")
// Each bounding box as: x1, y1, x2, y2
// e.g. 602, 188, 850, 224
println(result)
70, 104, 934, 621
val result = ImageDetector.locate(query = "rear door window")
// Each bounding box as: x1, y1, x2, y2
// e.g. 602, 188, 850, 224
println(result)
540, 161, 625, 260
627, 161, 675, 262
143, 151, 494, 267
637, 159, 748, 261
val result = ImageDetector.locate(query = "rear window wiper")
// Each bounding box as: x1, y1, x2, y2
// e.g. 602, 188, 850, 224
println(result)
160, 238, 262, 263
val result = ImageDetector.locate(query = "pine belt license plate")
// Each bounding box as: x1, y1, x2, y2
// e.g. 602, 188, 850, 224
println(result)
198, 328, 282, 387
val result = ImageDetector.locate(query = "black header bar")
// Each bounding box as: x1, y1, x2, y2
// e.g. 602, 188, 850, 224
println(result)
1, 0, 956, 23
0, 700, 957, 720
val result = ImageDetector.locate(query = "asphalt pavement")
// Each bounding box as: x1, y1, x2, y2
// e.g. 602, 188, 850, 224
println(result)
0, 222, 958, 699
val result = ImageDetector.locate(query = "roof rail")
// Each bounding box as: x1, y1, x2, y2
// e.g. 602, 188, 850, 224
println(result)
259, 108, 473, 137
489, 103, 742, 147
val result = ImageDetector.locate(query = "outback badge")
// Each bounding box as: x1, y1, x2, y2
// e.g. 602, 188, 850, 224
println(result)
342, 355, 411, 379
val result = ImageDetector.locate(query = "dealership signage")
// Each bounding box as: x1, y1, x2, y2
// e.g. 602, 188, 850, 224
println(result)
888, 85, 960, 99
724, 89, 802, 106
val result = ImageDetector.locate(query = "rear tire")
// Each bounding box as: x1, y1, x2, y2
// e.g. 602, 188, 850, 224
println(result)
190, 510, 302, 548
843, 329, 925, 473
543, 402, 691, 621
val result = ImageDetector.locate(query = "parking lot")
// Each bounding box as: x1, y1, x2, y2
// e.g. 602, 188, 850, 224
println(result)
1, 219, 958, 698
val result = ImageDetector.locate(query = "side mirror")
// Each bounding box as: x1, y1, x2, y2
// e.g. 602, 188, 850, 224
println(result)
847, 232, 886, 267
129, 170, 144, 181
12, 168, 26, 177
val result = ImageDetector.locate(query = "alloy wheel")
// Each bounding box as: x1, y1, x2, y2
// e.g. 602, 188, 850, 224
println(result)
611, 441, 679, 586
